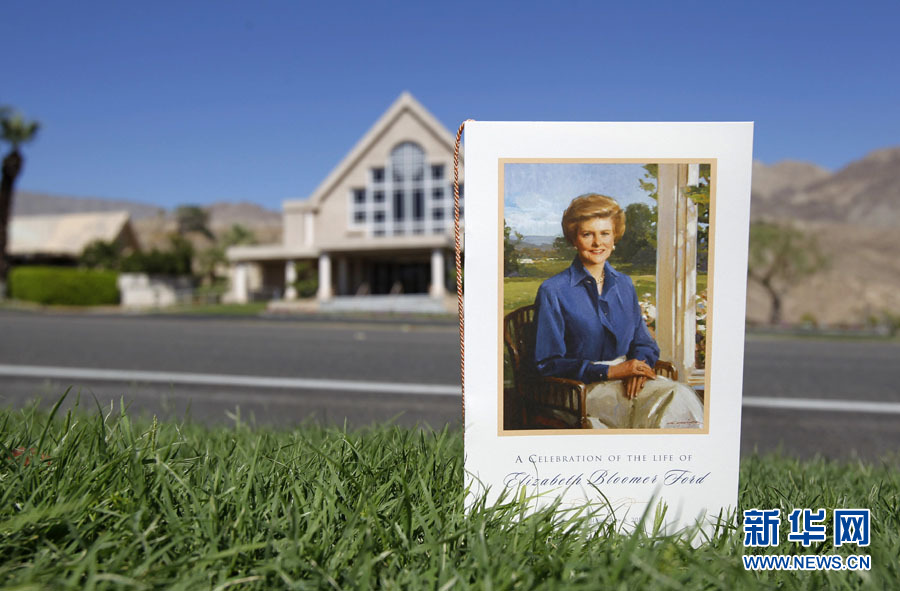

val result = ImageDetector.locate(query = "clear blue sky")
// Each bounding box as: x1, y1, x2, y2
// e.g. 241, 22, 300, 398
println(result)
4, 1, 899, 211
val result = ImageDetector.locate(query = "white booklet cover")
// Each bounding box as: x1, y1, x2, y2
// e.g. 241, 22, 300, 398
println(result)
463, 121, 754, 534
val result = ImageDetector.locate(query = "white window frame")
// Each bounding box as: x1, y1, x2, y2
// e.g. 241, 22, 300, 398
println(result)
346, 141, 455, 237
348, 187, 368, 230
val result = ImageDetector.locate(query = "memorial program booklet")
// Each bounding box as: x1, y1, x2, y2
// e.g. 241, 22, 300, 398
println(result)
463, 121, 754, 534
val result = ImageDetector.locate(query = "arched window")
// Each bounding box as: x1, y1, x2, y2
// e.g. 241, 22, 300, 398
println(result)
350, 140, 455, 236
390, 142, 425, 182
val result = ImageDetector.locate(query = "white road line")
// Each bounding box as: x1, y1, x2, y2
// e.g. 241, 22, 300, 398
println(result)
742, 396, 900, 415
0, 364, 460, 397
2, 364, 899, 415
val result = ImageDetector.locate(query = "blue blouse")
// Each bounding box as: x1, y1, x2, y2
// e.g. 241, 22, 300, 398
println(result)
533, 259, 660, 383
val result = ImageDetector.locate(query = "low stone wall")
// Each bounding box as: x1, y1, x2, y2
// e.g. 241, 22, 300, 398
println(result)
117, 273, 193, 308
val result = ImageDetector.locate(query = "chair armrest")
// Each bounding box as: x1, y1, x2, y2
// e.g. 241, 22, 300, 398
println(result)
521, 377, 588, 429
653, 361, 677, 381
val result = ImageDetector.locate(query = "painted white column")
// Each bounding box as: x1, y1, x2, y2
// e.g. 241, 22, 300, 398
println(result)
284, 260, 297, 300
679, 165, 699, 384
656, 164, 678, 367
687, 163, 700, 187
317, 253, 332, 301
304, 213, 314, 247
656, 163, 700, 384
337, 257, 349, 296
429, 248, 445, 298
232, 263, 249, 304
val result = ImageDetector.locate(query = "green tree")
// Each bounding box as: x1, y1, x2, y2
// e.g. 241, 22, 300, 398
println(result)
611, 202, 656, 267
748, 221, 827, 325
683, 164, 711, 271
121, 234, 194, 276
196, 224, 258, 286
175, 205, 214, 240
503, 219, 523, 277
639, 163, 658, 201
638, 163, 710, 271
0, 107, 40, 298
220, 223, 257, 247
165, 234, 194, 276
292, 261, 318, 298
552, 236, 576, 260
80, 240, 122, 270
195, 245, 225, 286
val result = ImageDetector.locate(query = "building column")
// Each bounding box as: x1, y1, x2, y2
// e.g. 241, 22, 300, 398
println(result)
429, 248, 445, 298
337, 257, 349, 296
317, 253, 332, 301
284, 260, 297, 300
232, 263, 249, 304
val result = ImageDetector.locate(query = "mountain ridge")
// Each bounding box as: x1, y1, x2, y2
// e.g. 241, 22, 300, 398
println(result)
751, 146, 900, 227
11, 190, 282, 228
11, 145, 900, 324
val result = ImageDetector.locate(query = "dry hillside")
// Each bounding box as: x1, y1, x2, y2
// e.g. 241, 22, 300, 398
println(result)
12, 190, 164, 219
11, 191, 282, 250
748, 147, 900, 325
111, 203, 281, 250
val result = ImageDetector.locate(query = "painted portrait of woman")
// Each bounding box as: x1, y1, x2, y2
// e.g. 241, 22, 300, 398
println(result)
531, 193, 704, 429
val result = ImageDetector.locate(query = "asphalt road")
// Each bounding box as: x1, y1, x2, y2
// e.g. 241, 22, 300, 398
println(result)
1, 310, 898, 459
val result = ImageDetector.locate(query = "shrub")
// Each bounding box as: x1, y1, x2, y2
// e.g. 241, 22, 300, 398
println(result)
293, 261, 318, 298
9, 266, 119, 306
194, 279, 228, 304
79, 239, 122, 270
120, 235, 194, 276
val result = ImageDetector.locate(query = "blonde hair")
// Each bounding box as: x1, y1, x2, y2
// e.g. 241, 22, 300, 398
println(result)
561, 193, 626, 244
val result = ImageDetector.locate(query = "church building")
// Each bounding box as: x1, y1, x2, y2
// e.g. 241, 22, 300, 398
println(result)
226, 93, 462, 312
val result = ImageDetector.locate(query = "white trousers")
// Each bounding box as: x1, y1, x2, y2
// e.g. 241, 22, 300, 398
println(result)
584, 376, 704, 429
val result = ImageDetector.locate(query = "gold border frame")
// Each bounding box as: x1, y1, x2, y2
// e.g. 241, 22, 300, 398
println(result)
497, 158, 717, 436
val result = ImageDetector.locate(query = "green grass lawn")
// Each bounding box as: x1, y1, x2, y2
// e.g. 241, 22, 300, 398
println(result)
154, 302, 270, 316
2, 398, 897, 589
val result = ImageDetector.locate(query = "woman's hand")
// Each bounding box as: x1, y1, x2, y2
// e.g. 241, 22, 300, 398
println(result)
607, 359, 655, 381
607, 359, 656, 399
624, 376, 648, 399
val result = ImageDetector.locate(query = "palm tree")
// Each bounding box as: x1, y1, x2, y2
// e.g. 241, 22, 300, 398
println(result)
0, 107, 40, 298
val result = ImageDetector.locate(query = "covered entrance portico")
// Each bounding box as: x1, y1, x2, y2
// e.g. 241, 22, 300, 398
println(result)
315, 246, 451, 314
227, 243, 453, 313
226, 244, 318, 304
316, 247, 448, 298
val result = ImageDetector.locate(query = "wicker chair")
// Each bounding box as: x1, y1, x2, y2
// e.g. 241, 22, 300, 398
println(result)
503, 304, 677, 429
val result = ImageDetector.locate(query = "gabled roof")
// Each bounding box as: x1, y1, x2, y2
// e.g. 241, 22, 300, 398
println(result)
285, 92, 460, 212
9, 211, 137, 256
